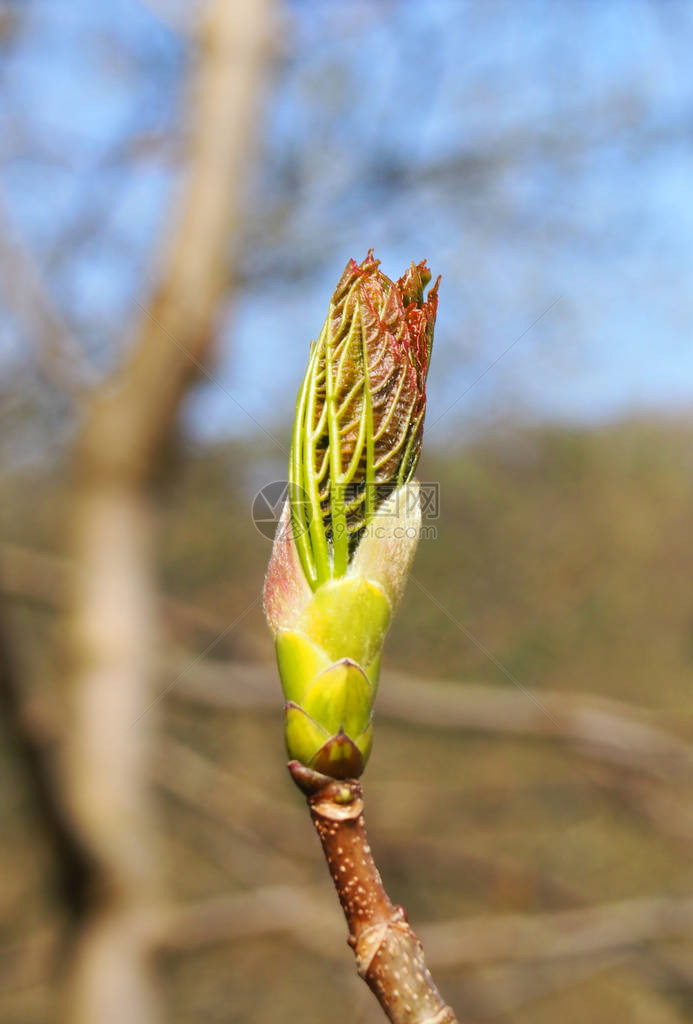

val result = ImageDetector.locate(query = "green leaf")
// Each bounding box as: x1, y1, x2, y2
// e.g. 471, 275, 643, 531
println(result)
354, 718, 374, 762
301, 659, 373, 738
297, 577, 391, 666
275, 629, 332, 704
284, 703, 329, 765
365, 649, 382, 692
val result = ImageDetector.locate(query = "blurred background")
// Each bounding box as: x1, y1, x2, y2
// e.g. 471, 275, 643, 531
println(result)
2, 1, 693, 1022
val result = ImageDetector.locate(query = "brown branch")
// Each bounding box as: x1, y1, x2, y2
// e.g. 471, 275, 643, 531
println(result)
157, 884, 340, 957
153, 884, 693, 973
171, 658, 693, 785
582, 764, 693, 852
153, 738, 584, 901
0, 541, 239, 647
376, 673, 693, 785
419, 895, 693, 969
453, 951, 632, 1021
289, 762, 460, 1024
0, 599, 96, 921
152, 738, 309, 884
13, 552, 693, 795
12, 889, 693, 1003
59, 2, 274, 1022
159, 884, 693, 1020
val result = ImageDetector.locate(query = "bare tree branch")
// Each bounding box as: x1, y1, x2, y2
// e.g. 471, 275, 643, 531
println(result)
160, 887, 693, 971
9, 887, 693, 1021
59, 2, 274, 1022
170, 657, 693, 785
0, 541, 238, 645
152, 738, 309, 882
0, 196, 94, 395
419, 895, 693, 970
0, 598, 96, 921
158, 883, 341, 957
376, 673, 693, 785
11, 541, 690, 795
452, 952, 633, 1021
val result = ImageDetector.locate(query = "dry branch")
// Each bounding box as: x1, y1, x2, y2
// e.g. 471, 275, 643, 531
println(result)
60, 2, 274, 1022
152, 738, 308, 882
153, 739, 584, 903
158, 884, 340, 957
453, 951, 632, 1021
170, 657, 693, 785
377, 675, 693, 785
1, 541, 237, 645
0, 601, 96, 919
12, 889, 693, 1007
419, 895, 693, 969
11, 547, 692, 792
0, 196, 93, 394
154, 885, 693, 974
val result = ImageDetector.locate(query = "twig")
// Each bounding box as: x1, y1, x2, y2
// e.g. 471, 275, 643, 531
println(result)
157, 884, 340, 957
0, 599, 96, 920
0, 541, 241, 646
11, 888, 693, 1001
453, 951, 632, 1021
170, 657, 693, 785
376, 674, 693, 785
12, 551, 693, 794
419, 894, 693, 968
289, 761, 460, 1024
0, 196, 94, 395
152, 738, 308, 883
153, 886, 693, 974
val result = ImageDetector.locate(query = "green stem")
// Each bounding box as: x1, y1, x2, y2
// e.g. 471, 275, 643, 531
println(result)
325, 307, 348, 577
302, 332, 331, 587
290, 343, 319, 589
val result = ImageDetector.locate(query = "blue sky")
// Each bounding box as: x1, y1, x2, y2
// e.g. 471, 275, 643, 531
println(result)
2, 0, 693, 446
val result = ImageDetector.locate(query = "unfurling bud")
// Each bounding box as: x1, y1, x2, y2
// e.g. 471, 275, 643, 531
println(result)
264, 252, 439, 778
